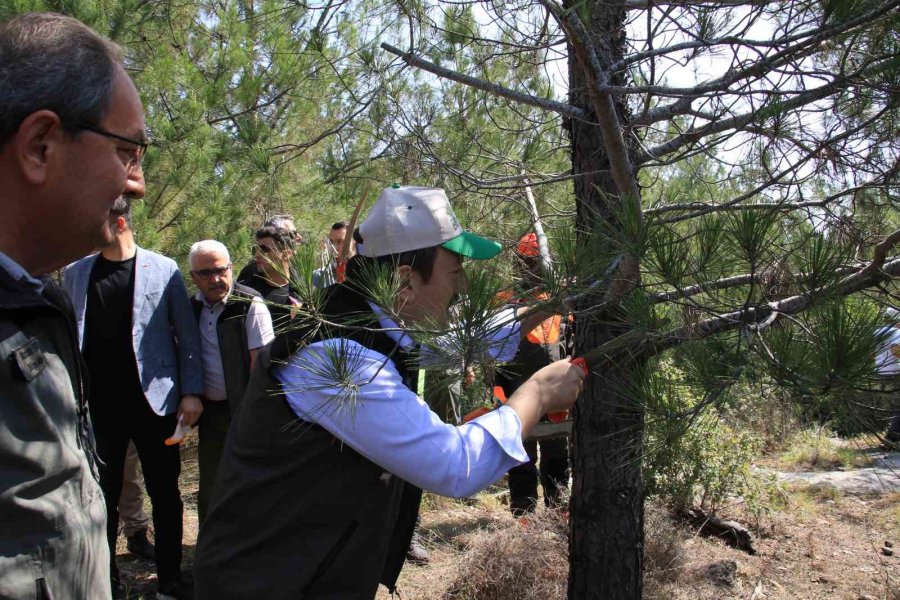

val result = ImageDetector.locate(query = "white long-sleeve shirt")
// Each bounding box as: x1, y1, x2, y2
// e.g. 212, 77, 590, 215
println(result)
273, 305, 526, 497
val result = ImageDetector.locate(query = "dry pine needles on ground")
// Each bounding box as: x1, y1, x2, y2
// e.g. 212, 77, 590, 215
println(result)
442, 509, 569, 600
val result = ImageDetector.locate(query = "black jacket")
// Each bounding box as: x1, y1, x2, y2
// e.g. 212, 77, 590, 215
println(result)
194, 283, 421, 599
0, 268, 109, 598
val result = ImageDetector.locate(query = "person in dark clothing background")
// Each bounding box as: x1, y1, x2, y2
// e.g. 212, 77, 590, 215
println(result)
64, 200, 203, 600
235, 214, 300, 284
188, 239, 274, 524
496, 232, 572, 516
238, 224, 300, 331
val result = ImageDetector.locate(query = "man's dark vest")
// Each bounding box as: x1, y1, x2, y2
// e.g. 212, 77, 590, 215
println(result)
191, 283, 260, 412
194, 283, 422, 600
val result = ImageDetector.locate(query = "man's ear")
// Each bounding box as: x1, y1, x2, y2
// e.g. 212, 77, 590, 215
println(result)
14, 110, 66, 185
396, 264, 414, 299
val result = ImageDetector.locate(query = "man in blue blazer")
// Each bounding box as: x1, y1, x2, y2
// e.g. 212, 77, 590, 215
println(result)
64, 198, 203, 600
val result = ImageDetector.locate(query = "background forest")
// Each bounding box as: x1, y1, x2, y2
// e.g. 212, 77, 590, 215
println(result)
3, 0, 898, 598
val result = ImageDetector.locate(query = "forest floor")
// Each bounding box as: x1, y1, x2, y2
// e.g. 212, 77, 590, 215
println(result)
117, 435, 900, 599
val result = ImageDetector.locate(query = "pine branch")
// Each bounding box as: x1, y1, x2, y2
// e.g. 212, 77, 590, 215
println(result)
270, 95, 374, 157
582, 249, 900, 367
650, 273, 760, 303
620, 0, 899, 110
623, 0, 769, 8
644, 185, 870, 217
522, 173, 553, 271
647, 259, 886, 303
379, 43, 589, 121
648, 253, 900, 358
636, 78, 846, 165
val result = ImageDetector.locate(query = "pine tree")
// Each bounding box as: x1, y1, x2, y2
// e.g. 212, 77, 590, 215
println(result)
377, 1, 899, 597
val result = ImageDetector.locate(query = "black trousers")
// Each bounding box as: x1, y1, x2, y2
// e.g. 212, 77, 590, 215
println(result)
508, 437, 569, 516
90, 391, 183, 586
197, 399, 231, 525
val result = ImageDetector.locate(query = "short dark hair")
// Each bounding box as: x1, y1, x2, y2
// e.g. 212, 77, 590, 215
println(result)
331, 221, 349, 231
255, 225, 295, 250
352, 231, 439, 284
374, 246, 439, 283
0, 13, 122, 148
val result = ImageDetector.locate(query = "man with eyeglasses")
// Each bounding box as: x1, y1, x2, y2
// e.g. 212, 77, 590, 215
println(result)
238, 225, 301, 331
235, 214, 301, 284
187, 240, 274, 524
64, 199, 203, 600
0, 13, 149, 600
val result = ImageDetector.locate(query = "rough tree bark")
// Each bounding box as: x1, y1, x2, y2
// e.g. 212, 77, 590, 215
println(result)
565, 1, 644, 598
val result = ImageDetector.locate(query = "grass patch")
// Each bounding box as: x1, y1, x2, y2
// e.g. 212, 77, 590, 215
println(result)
644, 502, 687, 599
778, 427, 874, 471
786, 482, 843, 517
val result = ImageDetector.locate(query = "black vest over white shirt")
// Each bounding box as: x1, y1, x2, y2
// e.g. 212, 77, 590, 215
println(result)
194, 283, 422, 600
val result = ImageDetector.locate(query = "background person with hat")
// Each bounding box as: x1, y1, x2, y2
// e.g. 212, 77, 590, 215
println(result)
194, 186, 586, 599
496, 232, 573, 517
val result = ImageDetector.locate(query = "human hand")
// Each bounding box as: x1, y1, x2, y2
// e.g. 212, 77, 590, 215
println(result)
527, 358, 586, 415
177, 394, 204, 427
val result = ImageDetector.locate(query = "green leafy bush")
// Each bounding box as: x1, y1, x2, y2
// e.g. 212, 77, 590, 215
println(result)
640, 360, 781, 521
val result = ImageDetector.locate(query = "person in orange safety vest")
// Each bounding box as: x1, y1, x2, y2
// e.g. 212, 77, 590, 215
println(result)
494, 233, 573, 516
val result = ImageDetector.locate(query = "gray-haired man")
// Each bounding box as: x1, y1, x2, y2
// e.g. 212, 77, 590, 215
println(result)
0, 13, 146, 599
188, 240, 274, 524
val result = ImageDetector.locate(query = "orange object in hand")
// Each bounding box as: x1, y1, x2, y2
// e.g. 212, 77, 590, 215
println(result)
571, 357, 589, 377
462, 406, 491, 423
547, 411, 568, 423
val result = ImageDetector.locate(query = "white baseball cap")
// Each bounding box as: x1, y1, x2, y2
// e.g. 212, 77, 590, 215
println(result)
358, 186, 501, 260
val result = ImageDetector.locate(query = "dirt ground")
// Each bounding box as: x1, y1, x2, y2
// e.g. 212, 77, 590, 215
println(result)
371, 489, 899, 600
117, 436, 899, 599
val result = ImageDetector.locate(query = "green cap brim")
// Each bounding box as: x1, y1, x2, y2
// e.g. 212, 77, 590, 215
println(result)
441, 231, 502, 260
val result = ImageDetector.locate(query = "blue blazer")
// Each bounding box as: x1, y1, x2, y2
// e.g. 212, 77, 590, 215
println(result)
64, 247, 204, 416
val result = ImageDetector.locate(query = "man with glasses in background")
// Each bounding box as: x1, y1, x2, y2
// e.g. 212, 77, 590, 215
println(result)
188, 240, 274, 525
64, 199, 203, 600
235, 214, 301, 284
0, 13, 148, 599
238, 225, 301, 331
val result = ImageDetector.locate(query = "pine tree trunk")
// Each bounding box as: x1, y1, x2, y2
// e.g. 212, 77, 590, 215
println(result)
564, 1, 644, 598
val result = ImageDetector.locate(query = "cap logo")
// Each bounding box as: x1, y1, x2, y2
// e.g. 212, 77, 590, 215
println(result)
446, 209, 461, 233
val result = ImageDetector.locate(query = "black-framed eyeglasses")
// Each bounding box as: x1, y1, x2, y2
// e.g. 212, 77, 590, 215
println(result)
79, 125, 148, 174
253, 244, 277, 254
191, 265, 231, 279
